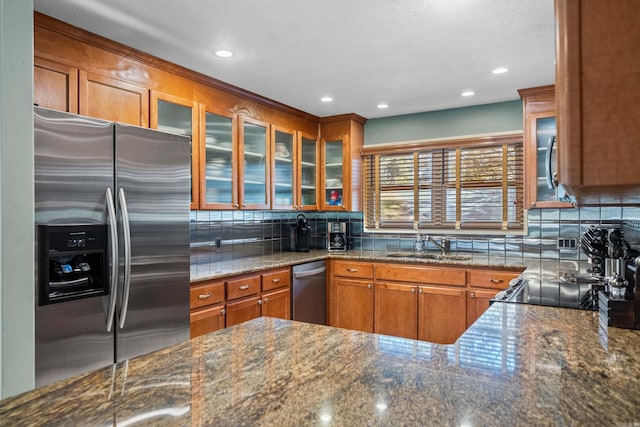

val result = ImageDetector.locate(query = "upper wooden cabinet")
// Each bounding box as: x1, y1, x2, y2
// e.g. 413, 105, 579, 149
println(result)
34, 57, 78, 113
296, 132, 320, 211
239, 117, 271, 209
271, 125, 296, 210
320, 115, 366, 211
150, 91, 200, 209
519, 85, 573, 209
79, 71, 148, 127
555, 0, 640, 205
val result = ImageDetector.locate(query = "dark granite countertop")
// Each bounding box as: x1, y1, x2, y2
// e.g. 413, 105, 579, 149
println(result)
2, 304, 639, 425
191, 249, 526, 282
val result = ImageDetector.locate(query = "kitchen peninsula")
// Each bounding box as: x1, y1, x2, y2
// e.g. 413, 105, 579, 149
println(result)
1, 302, 639, 425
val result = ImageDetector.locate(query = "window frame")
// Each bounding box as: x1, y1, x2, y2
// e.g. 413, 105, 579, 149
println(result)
362, 132, 525, 235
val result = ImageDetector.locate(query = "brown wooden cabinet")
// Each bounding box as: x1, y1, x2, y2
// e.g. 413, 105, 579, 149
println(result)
418, 286, 467, 344
296, 132, 320, 210
519, 85, 573, 209
319, 115, 366, 212
466, 268, 520, 327
190, 266, 291, 337
79, 70, 148, 127
374, 282, 417, 339
555, 0, 640, 205
34, 57, 78, 113
334, 278, 373, 333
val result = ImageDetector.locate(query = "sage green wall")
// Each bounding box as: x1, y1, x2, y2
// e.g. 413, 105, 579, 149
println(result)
364, 100, 523, 145
0, 0, 35, 398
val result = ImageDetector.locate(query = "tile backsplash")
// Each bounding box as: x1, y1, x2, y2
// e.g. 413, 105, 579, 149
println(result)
191, 206, 640, 276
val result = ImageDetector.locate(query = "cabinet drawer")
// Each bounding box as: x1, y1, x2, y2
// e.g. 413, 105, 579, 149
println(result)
332, 260, 373, 279
262, 268, 290, 292
375, 264, 466, 287
468, 269, 520, 290
190, 305, 225, 339
190, 280, 225, 310
226, 275, 261, 300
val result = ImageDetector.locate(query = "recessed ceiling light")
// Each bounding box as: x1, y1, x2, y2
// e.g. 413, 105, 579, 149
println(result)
461, 91, 475, 97
215, 50, 233, 58
321, 96, 333, 103
492, 67, 509, 74
377, 103, 389, 109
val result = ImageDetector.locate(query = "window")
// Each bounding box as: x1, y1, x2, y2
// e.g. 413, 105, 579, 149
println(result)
363, 133, 524, 232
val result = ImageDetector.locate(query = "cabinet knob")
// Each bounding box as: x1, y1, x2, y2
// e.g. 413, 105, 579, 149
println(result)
239, 285, 250, 290
470, 292, 475, 299
220, 309, 226, 315
233, 203, 239, 208
367, 284, 371, 289
242, 204, 246, 208
490, 278, 504, 284
258, 299, 263, 305
419, 289, 423, 294
263, 297, 269, 303
412, 288, 416, 294
346, 268, 358, 273
272, 278, 281, 283
198, 292, 212, 300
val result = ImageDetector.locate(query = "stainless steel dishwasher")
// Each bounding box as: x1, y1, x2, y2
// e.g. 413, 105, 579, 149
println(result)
292, 260, 327, 325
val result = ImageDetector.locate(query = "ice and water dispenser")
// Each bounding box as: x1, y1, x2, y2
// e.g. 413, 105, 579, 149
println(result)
37, 224, 108, 305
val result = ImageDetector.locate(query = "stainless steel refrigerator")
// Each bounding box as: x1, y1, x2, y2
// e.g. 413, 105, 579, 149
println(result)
34, 107, 190, 387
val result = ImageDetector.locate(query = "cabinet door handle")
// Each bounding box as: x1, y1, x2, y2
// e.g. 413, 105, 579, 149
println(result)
263, 298, 269, 303
233, 203, 239, 208
239, 285, 250, 290
490, 278, 504, 284
412, 288, 416, 294
258, 299, 263, 305
198, 292, 212, 300
220, 309, 226, 315
346, 268, 358, 273
367, 284, 371, 289
419, 289, 423, 294
272, 278, 281, 283
470, 292, 475, 299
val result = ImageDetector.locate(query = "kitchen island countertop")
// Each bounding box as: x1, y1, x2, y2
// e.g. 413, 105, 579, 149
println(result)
2, 303, 639, 426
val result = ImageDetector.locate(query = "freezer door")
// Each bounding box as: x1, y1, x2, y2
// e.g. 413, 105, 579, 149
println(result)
114, 123, 190, 361
34, 107, 115, 387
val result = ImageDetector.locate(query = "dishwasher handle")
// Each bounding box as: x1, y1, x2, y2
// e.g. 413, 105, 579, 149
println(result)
293, 266, 326, 279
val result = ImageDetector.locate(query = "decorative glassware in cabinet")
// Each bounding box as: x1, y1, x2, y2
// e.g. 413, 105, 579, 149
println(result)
325, 139, 344, 208
273, 128, 294, 208
241, 120, 269, 208
300, 136, 317, 208
203, 111, 234, 206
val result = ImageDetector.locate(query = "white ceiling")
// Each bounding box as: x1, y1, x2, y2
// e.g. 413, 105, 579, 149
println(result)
33, 0, 556, 119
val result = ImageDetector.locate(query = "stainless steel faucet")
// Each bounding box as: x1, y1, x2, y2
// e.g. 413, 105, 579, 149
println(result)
425, 235, 448, 256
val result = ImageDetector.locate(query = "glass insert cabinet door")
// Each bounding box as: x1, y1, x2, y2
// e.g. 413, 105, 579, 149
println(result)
203, 110, 235, 208
152, 94, 198, 209
535, 115, 557, 203
240, 118, 269, 209
272, 127, 294, 209
324, 139, 344, 208
299, 135, 318, 209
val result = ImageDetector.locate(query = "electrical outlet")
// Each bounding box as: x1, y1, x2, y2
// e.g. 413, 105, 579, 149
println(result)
557, 237, 577, 249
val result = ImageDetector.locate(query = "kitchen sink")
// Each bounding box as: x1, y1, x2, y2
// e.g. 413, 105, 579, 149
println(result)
385, 252, 472, 261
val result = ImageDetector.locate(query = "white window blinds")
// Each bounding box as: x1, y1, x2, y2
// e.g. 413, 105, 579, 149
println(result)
363, 134, 524, 232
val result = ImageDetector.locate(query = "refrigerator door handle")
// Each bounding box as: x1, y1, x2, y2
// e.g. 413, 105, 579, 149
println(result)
106, 188, 118, 332
118, 188, 132, 329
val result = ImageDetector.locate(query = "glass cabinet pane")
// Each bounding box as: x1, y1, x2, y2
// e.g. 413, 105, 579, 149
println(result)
157, 100, 193, 202
204, 112, 233, 204
325, 139, 344, 207
273, 130, 294, 206
243, 122, 268, 206
535, 116, 556, 202
300, 137, 317, 206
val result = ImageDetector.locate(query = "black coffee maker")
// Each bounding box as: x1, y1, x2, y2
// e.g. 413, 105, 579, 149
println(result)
290, 214, 310, 252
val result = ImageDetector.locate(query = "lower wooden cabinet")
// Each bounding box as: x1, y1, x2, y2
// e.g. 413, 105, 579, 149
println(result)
374, 283, 417, 339
419, 286, 467, 344
466, 289, 502, 328
261, 287, 291, 320
190, 266, 291, 338
190, 305, 226, 339
334, 278, 373, 333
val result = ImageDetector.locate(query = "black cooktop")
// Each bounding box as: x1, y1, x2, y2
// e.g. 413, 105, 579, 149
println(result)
492, 277, 606, 310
